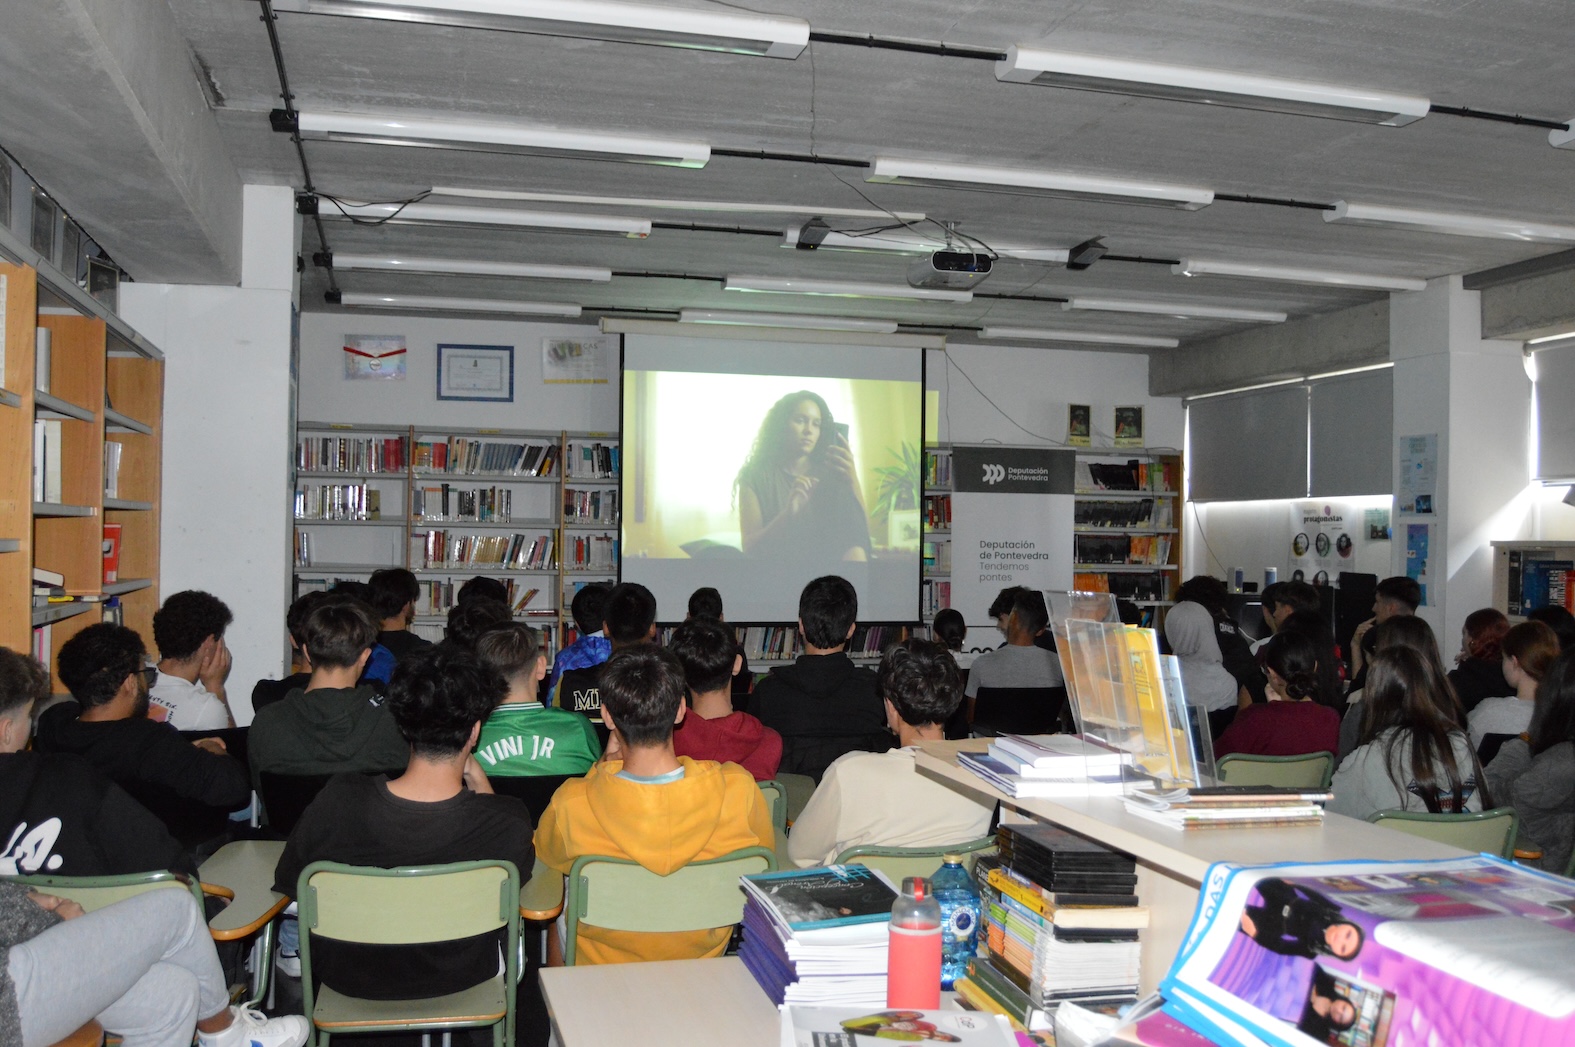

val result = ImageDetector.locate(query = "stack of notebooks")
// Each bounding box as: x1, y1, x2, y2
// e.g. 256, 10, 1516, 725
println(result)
963, 823, 1146, 1026
958, 734, 1132, 798
1122, 784, 1331, 830
738, 866, 898, 1008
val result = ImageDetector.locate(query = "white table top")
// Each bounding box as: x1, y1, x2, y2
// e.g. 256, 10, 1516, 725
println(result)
540, 957, 779, 1047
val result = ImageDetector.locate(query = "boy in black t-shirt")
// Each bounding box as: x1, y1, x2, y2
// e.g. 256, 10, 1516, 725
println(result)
552, 582, 658, 727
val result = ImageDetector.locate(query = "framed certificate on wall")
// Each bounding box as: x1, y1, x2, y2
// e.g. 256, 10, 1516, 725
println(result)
437, 343, 514, 402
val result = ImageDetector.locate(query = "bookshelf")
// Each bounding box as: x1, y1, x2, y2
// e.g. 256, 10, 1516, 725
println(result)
1072, 449, 1184, 627
921, 445, 952, 622
1491, 539, 1575, 620
0, 259, 164, 683
559, 433, 620, 650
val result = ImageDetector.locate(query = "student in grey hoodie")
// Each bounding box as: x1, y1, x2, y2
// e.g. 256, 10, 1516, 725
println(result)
248, 598, 408, 788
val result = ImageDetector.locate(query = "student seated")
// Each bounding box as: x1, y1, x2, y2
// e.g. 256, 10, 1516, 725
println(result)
273, 645, 536, 1002
441, 597, 512, 652
248, 598, 408, 786
1469, 620, 1558, 753
1336, 615, 1458, 763
0, 647, 191, 877
1255, 581, 1321, 653
965, 586, 1063, 730
748, 575, 893, 781
324, 582, 396, 686
668, 618, 782, 782
149, 590, 235, 730
473, 622, 601, 777
2, 882, 308, 1047
547, 584, 612, 699
1174, 576, 1265, 706
1213, 633, 1340, 760
1448, 608, 1513, 713
458, 574, 510, 608
1165, 601, 1243, 740
686, 586, 754, 708
1485, 649, 1575, 873
1349, 576, 1421, 690
35, 625, 250, 847
1528, 605, 1575, 651
930, 608, 967, 659
535, 645, 773, 965
250, 590, 326, 715
553, 582, 657, 721
788, 639, 995, 868
367, 567, 432, 663
1329, 648, 1484, 821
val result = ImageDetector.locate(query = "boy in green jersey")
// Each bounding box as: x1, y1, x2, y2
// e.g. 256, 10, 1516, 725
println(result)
474, 623, 601, 776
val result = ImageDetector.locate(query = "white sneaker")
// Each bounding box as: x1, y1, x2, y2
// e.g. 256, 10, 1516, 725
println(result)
199, 1006, 310, 1047
276, 948, 301, 979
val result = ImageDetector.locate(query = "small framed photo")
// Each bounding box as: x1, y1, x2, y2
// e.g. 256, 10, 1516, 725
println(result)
437, 343, 514, 402
1067, 403, 1091, 447
1114, 405, 1145, 447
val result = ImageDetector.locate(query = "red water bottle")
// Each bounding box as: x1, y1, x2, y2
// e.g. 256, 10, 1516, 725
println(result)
887, 876, 942, 1008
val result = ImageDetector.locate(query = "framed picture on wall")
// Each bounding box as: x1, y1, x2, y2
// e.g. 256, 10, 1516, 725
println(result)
437, 343, 514, 402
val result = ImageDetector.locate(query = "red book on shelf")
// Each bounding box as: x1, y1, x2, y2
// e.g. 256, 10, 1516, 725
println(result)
102, 523, 122, 584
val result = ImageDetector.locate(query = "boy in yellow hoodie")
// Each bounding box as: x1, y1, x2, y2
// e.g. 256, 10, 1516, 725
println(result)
535, 644, 774, 964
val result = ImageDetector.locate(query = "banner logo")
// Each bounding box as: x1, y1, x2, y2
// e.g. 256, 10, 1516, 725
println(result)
982, 463, 1006, 484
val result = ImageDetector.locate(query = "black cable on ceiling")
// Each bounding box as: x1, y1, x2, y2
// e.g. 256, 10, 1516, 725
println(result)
710, 148, 868, 168
807, 31, 1006, 62
1214, 193, 1336, 212
255, 0, 338, 293
1429, 104, 1569, 131
649, 221, 781, 237
1103, 254, 1181, 266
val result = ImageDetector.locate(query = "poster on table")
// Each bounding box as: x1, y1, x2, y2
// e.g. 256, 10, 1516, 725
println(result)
1288, 502, 1355, 587
950, 446, 1075, 625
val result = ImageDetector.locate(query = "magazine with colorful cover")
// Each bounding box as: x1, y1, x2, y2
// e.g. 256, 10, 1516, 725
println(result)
780, 1006, 1017, 1046
743, 865, 900, 934
1158, 855, 1575, 1047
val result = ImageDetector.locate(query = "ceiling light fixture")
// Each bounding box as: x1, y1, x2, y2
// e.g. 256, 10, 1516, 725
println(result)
329, 254, 612, 281
679, 310, 899, 333
1528, 331, 1575, 345
724, 275, 973, 303
782, 223, 1069, 263
334, 292, 582, 316
431, 186, 924, 222
995, 47, 1429, 126
1324, 201, 1575, 243
979, 327, 1180, 348
1063, 297, 1287, 322
1548, 124, 1575, 150
866, 158, 1213, 210
282, 110, 709, 167
1173, 258, 1427, 292
270, 0, 808, 57
324, 201, 652, 238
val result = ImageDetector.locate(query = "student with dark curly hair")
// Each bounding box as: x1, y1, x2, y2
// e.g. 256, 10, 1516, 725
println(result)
149, 590, 234, 730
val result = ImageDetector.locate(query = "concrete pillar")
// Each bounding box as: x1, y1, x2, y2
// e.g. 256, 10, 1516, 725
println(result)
1389, 277, 1529, 647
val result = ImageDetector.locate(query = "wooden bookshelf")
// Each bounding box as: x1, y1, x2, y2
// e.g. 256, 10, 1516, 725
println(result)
0, 265, 36, 654
1072, 448, 1185, 629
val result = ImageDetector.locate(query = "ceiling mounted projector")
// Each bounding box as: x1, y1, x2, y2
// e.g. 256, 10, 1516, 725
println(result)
908, 251, 993, 290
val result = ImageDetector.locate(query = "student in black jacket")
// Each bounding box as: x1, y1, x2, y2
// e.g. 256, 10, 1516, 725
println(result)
34, 624, 250, 849
0, 647, 191, 877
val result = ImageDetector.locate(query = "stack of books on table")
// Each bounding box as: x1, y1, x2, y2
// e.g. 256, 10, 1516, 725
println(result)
964, 823, 1147, 1024
737, 865, 898, 1007
781, 1005, 1017, 1046
1122, 784, 1331, 830
957, 733, 1133, 798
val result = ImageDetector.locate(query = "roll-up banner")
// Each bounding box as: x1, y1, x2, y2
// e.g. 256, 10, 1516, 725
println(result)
951, 446, 1077, 625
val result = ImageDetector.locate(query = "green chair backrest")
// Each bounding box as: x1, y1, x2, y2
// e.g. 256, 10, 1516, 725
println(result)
834, 836, 998, 885
758, 780, 788, 840
1368, 806, 1519, 859
776, 773, 817, 825
7, 871, 205, 913
1216, 751, 1335, 790
564, 846, 776, 965
298, 860, 520, 946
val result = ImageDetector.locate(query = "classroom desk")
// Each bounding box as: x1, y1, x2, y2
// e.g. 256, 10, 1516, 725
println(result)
540, 957, 778, 1047
914, 739, 1469, 994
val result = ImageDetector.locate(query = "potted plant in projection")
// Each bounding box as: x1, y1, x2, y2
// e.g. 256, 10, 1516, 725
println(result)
871, 441, 923, 552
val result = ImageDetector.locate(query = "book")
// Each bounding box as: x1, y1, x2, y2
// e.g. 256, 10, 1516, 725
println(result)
740, 865, 898, 934
958, 751, 1128, 798
993, 733, 1130, 770
781, 1006, 1017, 1047
102, 522, 122, 583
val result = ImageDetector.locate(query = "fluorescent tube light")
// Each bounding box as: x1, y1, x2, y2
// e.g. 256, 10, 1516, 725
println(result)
996, 47, 1430, 126
1172, 258, 1426, 292
723, 275, 973, 303
1528, 330, 1575, 345
324, 202, 652, 238
270, 0, 808, 57
430, 186, 923, 221
866, 158, 1213, 210
1064, 297, 1287, 322
1324, 201, 1575, 243
783, 223, 1070, 263
680, 310, 899, 333
1549, 124, 1575, 150
338, 293, 581, 316
291, 110, 709, 167
979, 327, 1179, 348
331, 254, 611, 281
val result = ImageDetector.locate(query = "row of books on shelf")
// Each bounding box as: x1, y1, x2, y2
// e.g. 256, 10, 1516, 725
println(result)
414, 578, 547, 616
921, 578, 951, 618
295, 483, 380, 521
31, 420, 61, 503
296, 434, 407, 474
413, 484, 518, 523
923, 493, 951, 529
413, 437, 559, 477
411, 530, 557, 571
925, 450, 952, 488
1075, 459, 1177, 493
1074, 535, 1174, 566
1074, 498, 1175, 529
922, 540, 952, 575
564, 487, 618, 525
740, 623, 916, 662
1072, 571, 1171, 602
563, 534, 618, 572
1505, 551, 1575, 615
565, 440, 619, 479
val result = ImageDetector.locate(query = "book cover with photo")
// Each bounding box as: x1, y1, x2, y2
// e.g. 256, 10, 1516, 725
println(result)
742, 865, 899, 933
1158, 855, 1575, 1047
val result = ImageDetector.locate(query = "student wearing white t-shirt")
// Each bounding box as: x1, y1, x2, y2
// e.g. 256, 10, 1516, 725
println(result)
149, 591, 234, 730
1469, 620, 1560, 752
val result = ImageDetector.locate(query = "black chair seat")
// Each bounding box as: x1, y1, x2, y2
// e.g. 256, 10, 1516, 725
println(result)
971, 686, 1068, 737
258, 772, 334, 837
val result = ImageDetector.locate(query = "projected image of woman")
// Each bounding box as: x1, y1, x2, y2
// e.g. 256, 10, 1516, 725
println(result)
736, 391, 872, 563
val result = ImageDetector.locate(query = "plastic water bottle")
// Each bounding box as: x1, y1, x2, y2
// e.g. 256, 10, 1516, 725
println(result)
932, 854, 981, 990
887, 876, 942, 1008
